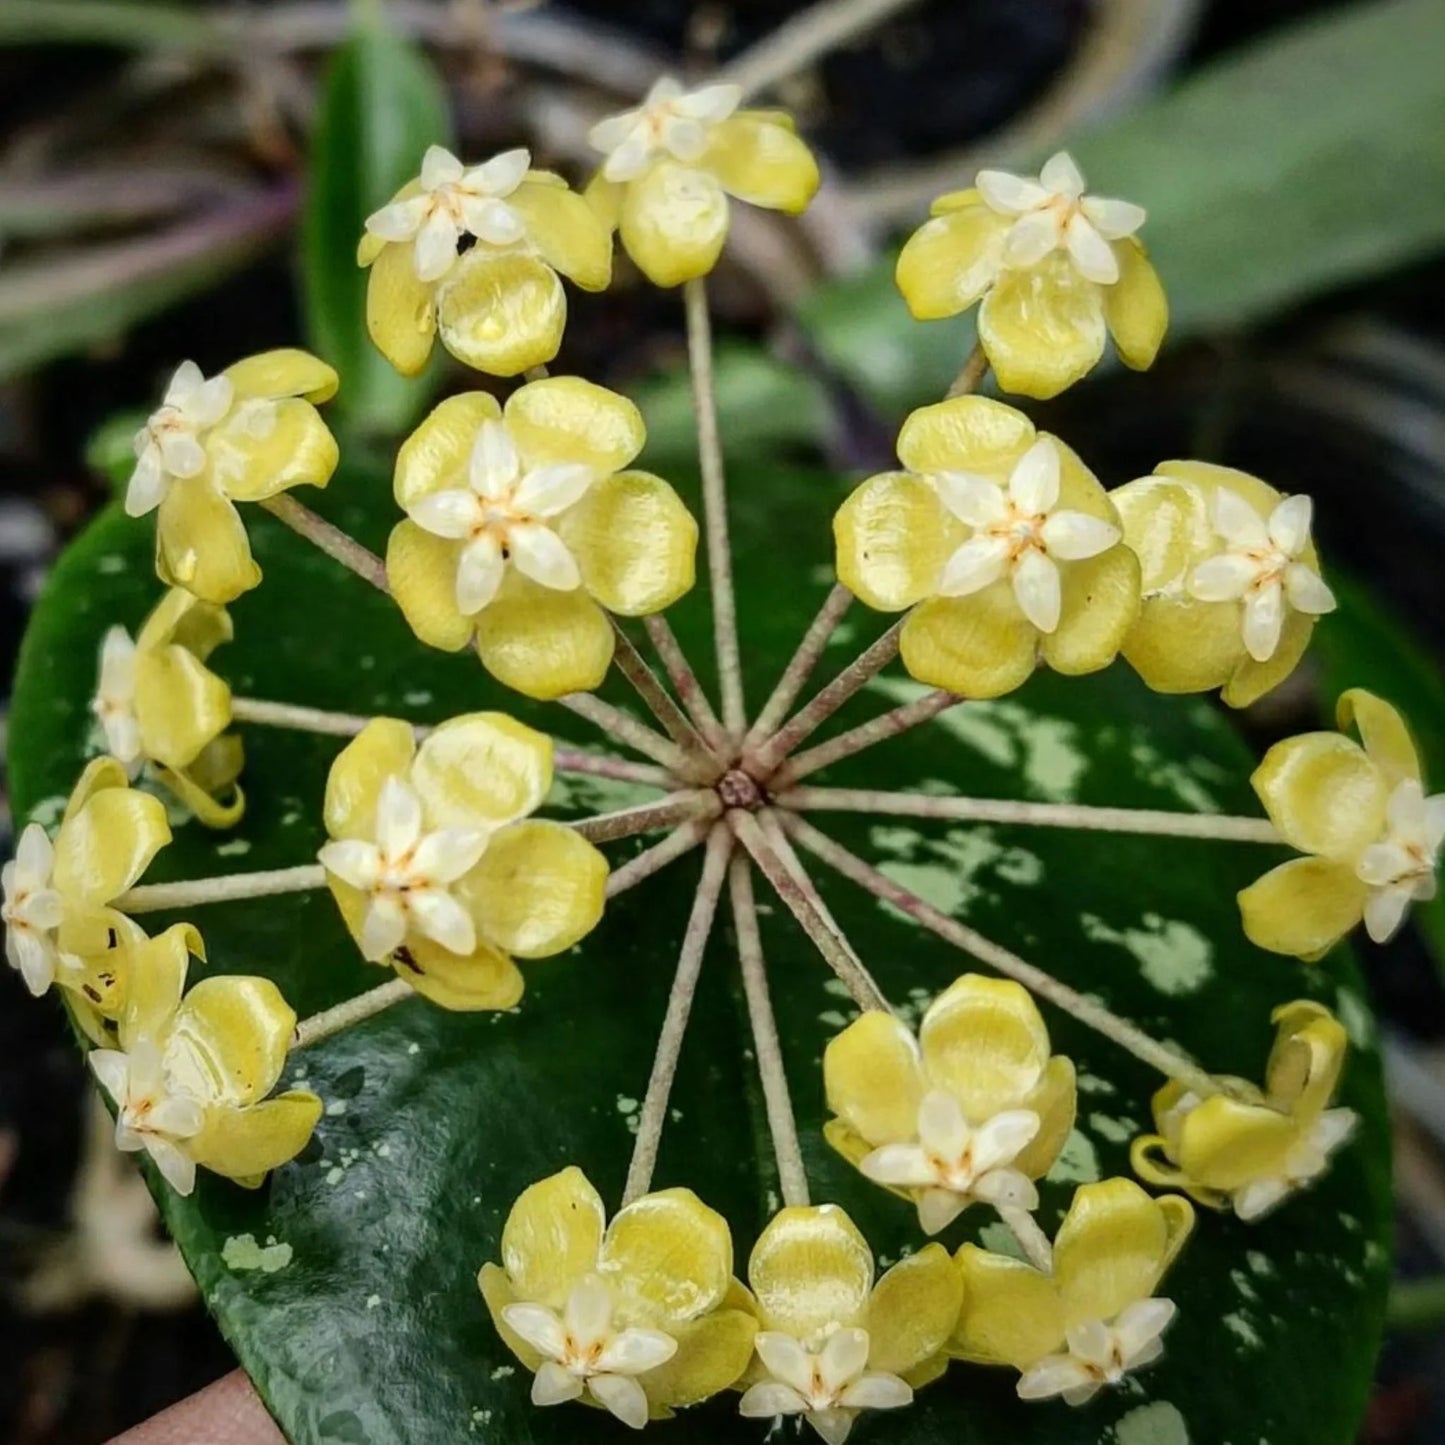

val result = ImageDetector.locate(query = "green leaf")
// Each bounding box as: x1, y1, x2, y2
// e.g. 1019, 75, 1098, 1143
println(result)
800, 0, 1445, 416
0, 1, 216, 52
300, 18, 450, 438
9, 460, 1390, 1444
1315, 570, 1445, 974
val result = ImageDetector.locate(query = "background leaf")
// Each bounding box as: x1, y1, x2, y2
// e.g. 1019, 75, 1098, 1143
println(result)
299, 15, 450, 437
8, 456, 1391, 1444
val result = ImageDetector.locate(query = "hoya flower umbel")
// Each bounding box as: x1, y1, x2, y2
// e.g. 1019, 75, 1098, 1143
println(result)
1239, 689, 1443, 957
834, 395, 1140, 699
124, 349, 340, 604
950, 1178, 1194, 1406
3, 758, 170, 1038
88, 923, 321, 1195
823, 975, 1076, 1234
479, 1167, 758, 1427
1111, 460, 1333, 708
387, 377, 697, 700
739, 1204, 960, 1444
587, 77, 820, 288
319, 714, 607, 1011
91, 588, 243, 828
1132, 1001, 1357, 1222
895, 151, 1166, 399
360, 145, 612, 378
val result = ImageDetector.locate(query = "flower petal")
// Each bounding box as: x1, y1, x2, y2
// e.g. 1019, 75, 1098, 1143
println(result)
1173, 1095, 1298, 1192
505, 375, 646, 478
322, 717, 417, 842
1103, 237, 1168, 370
1040, 510, 1119, 562
747, 1204, 873, 1339
165, 974, 297, 1106
224, 348, 338, 404
459, 820, 607, 958
508, 523, 582, 592
1238, 857, 1368, 959
895, 202, 1009, 320
386, 522, 475, 652
638, 1308, 758, 1408
501, 1166, 608, 1311
1265, 1000, 1349, 1123
205, 396, 338, 503
600, 1187, 733, 1324
948, 1244, 1062, 1368
436, 250, 566, 377
506, 178, 613, 291
896, 395, 1036, 477
939, 536, 1010, 599
1223, 607, 1317, 709
1040, 543, 1140, 678
1337, 688, 1422, 790
393, 933, 525, 1012
823, 1010, 924, 1149
187, 1092, 322, 1185
1064, 212, 1118, 284
833, 472, 954, 612
155, 480, 260, 605
900, 590, 1038, 700
1011, 549, 1062, 634
976, 169, 1050, 214
133, 645, 231, 770
978, 253, 1106, 400
919, 975, 1050, 1120
117, 922, 199, 1046
365, 241, 438, 377
395, 392, 502, 509
479, 1265, 545, 1371
619, 160, 729, 288
1251, 731, 1388, 861
1014, 1055, 1078, 1179
701, 112, 819, 214
475, 572, 614, 701
52, 771, 171, 908
412, 712, 553, 830
864, 1243, 963, 1377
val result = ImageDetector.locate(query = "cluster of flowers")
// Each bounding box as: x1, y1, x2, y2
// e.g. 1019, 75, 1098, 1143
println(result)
0, 73, 1432, 1437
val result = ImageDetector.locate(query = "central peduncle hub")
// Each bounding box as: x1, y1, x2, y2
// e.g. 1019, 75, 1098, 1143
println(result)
716, 768, 765, 811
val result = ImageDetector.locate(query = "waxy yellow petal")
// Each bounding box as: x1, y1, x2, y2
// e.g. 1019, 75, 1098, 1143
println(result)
748, 1204, 873, 1339
504, 375, 645, 476
1174, 1096, 1298, 1191
1239, 857, 1368, 959
896, 201, 1008, 320
1223, 610, 1317, 709
53, 770, 171, 907
920, 974, 1049, 1119
224, 347, 339, 403
640, 1309, 757, 1407
118, 922, 201, 1047
209, 398, 338, 503
1041, 544, 1141, 676
501, 1166, 607, 1310
134, 643, 231, 768
833, 472, 955, 612
1337, 688, 1422, 788
460, 820, 607, 959
560, 470, 698, 616
1266, 1001, 1349, 1124
188, 1091, 323, 1184
823, 1009, 924, 1148
508, 178, 614, 291
165, 975, 296, 1106
366, 241, 438, 377
138, 586, 232, 658
702, 112, 820, 214
620, 160, 729, 288
395, 392, 502, 509
896, 395, 1035, 477
1103, 238, 1168, 371
412, 713, 553, 829
323, 717, 417, 841
1251, 732, 1388, 861
156, 479, 260, 604
436, 250, 565, 377
154, 761, 244, 830
949, 1245, 1062, 1368
865, 1244, 963, 1377
978, 253, 1106, 400
478, 1263, 544, 1372
474, 573, 613, 701
393, 934, 525, 1012
900, 589, 1038, 700
600, 1187, 733, 1323
385, 522, 474, 652
1014, 1055, 1079, 1180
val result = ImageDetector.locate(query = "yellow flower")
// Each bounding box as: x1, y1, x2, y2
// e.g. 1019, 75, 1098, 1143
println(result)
738, 1203, 960, 1444
1111, 460, 1335, 708
91, 587, 244, 828
1132, 1001, 1356, 1222
951, 1178, 1193, 1406
386, 377, 697, 700
2, 758, 170, 1040
87, 922, 321, 1195
318, 713, 607, 1011
586, 78, 819, 288
359, 145, 612, 378
895, 151, 1166, 399
1237, 690, 1441, 957
823, 975, 1076, 1234
834, 396, 1140, 699
479, 1166, 758, 1427
124, 349, 340, 604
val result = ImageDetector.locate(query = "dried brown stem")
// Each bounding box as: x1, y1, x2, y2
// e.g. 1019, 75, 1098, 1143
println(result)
947, 340, 989, 399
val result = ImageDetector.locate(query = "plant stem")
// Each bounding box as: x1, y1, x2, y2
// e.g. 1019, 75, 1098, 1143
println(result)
744, 583, 854, 750
780, 814, 1223, 1099
573, 792, 720, 845
230, 697, 671, 788
259, 495, 389, 593
606, 820, 711, 898
998, 1205, 1053, 1273
947, 340, 989, 399
557, 692, 700, 778
745, 621, 904, 778
609, 619, 708, 751
717, 0, 929, 101
729, 853, 810, 1208
643, 615, 729, 751
730, 810, 890, 1014
777, 788, 1282, 843
116, 864, 326, 914
772, 689, 959, 787
292, 978, 414, 1051
684, 277, 746, 736
621, 825, 734, 1206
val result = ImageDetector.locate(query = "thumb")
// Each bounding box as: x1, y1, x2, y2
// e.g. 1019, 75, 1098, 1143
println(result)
110, 1371, 286, 1445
